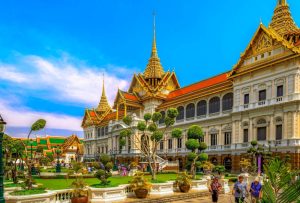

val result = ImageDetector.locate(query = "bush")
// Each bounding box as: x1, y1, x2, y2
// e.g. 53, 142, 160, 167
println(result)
94, 154, 113, 186
137, 122, 147, 131
151, 131, 163, 141
228, 177, 238, 182
185, 139, 200, 151
123, 116, 133, 125
167, 108, 179, 119
187, 125, 203, 139
148, 123, 157, 132
198, 153, 208, 161
198, 142, 207, 151
171, 128, 183, 138
164, 116, 175, 127
152, 112, 162, 122
144, 113, 152, 121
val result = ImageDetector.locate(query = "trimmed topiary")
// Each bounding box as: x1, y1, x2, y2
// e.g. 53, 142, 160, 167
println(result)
171, 128, 183, 138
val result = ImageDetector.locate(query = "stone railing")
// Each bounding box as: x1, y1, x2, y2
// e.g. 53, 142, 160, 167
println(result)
5, 180, 212, 203
190, 180, 209, 192
54, 189, 75, 203
150, 181, 174, 195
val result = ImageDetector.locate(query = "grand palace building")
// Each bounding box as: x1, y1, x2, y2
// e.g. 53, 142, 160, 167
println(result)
82, 0, 300, 172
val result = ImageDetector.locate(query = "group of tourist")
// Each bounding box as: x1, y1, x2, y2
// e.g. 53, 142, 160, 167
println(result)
209, 175, 262, 203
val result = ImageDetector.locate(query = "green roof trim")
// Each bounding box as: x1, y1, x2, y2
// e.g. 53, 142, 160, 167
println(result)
49, 138, 66, 144
39, 139, 47, 145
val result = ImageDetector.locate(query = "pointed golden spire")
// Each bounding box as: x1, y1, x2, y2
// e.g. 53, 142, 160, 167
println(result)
97, 74, 112, 112
269, 0, 299, 36
144, 12, 165, 81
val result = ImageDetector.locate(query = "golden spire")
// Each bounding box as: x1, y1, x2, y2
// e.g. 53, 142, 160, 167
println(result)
144, 12, 164, 80
97, 74, 112, 112
269, 0, 299, 36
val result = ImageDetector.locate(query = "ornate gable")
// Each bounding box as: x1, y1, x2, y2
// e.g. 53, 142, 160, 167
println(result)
229, 24, 300, 78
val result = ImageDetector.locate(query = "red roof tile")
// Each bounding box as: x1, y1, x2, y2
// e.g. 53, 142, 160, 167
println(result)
167, 73, 228, 99
89, 111, 96, 117
123, 92, 138, 101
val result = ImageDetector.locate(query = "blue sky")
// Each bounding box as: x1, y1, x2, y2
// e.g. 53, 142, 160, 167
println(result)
0, 0, 299, 137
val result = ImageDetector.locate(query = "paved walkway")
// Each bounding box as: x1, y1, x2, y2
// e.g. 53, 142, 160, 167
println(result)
173, 194, 234, 203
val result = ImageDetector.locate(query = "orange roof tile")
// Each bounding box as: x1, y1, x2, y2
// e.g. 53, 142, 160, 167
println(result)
167, 73, 228, 99
123, 92, 138, 101
103, 111, 125, 122
89, 111, 96, 117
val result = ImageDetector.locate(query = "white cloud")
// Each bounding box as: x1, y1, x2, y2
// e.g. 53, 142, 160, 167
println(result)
0, 99, 82, 131
0, 55, 134, 107
0, 64, 31, 83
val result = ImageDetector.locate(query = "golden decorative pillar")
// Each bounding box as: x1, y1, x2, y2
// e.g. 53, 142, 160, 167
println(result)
116, 104, 119, 120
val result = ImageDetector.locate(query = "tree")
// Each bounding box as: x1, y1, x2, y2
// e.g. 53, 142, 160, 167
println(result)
120, 109, 179, 180
247, 140, 265, 174
185, 125, 207, 179
21, 119, 46, 190
262, 158, 300, 203
94, 154, 113, 186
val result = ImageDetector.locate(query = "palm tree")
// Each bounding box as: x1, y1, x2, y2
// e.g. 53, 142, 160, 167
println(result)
262, 158, 300, 203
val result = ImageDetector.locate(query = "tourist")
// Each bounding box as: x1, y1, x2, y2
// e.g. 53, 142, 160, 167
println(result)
250, 177, 262, 203
209, 176, 222, 202
232, 175, 248, 203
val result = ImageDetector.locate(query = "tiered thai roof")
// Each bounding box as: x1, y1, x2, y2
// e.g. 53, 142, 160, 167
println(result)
15, 135, 83, 157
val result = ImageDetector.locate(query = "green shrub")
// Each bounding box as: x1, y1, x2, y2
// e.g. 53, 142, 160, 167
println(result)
171, 128, 183, 138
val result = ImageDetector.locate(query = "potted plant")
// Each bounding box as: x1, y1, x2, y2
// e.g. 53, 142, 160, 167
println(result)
71, 176, 88, 203
129, 171, 152, 198
202, 161, 215, 175
174, 172, 192, 193
70, 162, 88, 203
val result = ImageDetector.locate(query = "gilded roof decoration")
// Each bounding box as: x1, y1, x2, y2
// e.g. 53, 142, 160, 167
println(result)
269, 0, 300, 37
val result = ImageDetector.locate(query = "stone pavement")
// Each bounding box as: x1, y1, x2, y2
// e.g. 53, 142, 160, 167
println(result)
173, 194, 234, 203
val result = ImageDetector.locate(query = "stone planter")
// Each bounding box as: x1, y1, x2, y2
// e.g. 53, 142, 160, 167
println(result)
4, 187, 22, 192
5, 190, 57, 203
191, 179, 209, 192
89, 185, 127, 203
149, 181, 174, 195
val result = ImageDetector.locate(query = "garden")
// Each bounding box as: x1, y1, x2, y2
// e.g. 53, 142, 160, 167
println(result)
3, 110, 300, 203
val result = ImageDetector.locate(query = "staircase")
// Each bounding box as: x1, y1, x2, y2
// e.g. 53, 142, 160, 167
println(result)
156, 155, 168, 170
139, 155, 168, 170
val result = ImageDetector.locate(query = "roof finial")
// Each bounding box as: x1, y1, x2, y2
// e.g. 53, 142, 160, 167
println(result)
278, 0, 287, 6
97, 73, 112, 112
151, 10, 158, 58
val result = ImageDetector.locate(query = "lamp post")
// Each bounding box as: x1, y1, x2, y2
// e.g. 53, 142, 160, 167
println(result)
0, 114, 7, 203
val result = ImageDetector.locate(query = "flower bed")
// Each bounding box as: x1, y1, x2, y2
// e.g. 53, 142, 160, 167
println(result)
5, 190, 57, 203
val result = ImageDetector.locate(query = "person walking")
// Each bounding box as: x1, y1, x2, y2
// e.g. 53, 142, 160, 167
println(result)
250, 177, 262, 203
232, 175, 249, 203
209, 177, 222, 202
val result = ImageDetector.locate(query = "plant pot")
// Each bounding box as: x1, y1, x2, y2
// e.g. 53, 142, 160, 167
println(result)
71, 196, 88, 203
179, 184, 190, 193
134, 188, 148, 198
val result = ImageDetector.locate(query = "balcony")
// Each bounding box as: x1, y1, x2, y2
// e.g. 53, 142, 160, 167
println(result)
258, 100, 266, 106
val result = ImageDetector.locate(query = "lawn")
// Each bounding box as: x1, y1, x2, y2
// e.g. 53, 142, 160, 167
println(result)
34, 173, 179, 190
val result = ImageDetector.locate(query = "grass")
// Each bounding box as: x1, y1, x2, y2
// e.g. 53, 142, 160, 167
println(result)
4, 183, 21, 188
39, 168, 72, 173
34, 174, 178, 190
10, 189, 47, 196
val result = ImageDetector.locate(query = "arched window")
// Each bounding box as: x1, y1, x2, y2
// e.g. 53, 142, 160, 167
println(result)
209, 97, 220, 114
197, 100, 207, 116
159, 111, 165, 124
186, 103, 195, 119
176, 106, 184, 121
222, 93, 233, 111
